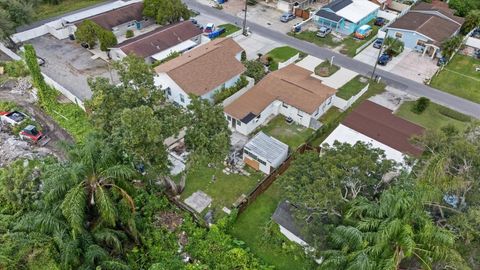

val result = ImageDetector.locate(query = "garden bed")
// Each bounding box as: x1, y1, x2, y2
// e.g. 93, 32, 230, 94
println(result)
314, 61, 340, 77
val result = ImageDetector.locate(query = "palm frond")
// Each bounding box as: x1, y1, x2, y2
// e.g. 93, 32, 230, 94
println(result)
61, 182, 87, 233
95, 187, 117, 227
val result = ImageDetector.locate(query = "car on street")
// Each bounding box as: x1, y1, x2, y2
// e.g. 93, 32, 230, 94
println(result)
373, 38, 384, 49
280, 13, 295, 23
374, 17, 386, 26
316, 26, 332, 38
0, 111, 27, 126
377, 53, 392, 65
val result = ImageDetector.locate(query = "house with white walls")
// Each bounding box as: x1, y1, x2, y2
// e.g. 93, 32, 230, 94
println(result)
109, 21, 203, 63
243, 132, 289, 174
154, 38, 245, 107
224, 64, 337, 136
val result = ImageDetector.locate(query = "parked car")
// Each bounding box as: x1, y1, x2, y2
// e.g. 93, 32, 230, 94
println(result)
373, 38, 384, 49
437, 57, 447, 66
354, 25, 372, 40
19, 125, 49, 145
280, 13, 295, 23
316, 26, 332, 38
377, 53, 392, 65
203, 23, 215, 35
0, 111, 27, 126
374, 17, 386, 26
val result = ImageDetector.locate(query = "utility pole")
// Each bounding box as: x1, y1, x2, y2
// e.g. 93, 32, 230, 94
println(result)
242, 0, 248, 36
371, 28, 388, 80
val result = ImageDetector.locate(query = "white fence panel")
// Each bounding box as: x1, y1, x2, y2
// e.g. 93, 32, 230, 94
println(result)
42, 73, 86, 111
278, 53, 300, 69
332, 83, 369, 111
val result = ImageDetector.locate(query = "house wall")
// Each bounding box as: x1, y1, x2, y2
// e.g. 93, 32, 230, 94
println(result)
314, 9, 378, 35
155, 73, 192, 107
278, 225, 309, 247
386, 28, 433, 50
277, 1, 291, 12
243, 152, 272, 174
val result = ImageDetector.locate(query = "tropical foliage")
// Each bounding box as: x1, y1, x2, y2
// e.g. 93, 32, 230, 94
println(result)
143, 0, 190, 25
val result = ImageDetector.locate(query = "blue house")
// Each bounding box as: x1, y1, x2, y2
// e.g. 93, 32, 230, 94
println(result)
313, 0, 379, 35
385, 2, 464, 59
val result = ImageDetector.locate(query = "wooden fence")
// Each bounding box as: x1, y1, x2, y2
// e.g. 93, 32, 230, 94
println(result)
236, 144, 318, 214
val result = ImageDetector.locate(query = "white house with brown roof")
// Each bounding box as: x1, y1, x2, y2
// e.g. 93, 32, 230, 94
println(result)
109, 21, 203, 63
154, 38, 245, 107
224, 64, 337, 136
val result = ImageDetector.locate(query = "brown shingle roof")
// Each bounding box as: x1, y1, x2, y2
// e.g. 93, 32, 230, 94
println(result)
224, 64, 337, 121
342, 100, 425, 157
154, 38, 245, 96
389, 10, 462, 45
74, 2, 144, 30
412, 2, 464, 24
113, 21, 202, 58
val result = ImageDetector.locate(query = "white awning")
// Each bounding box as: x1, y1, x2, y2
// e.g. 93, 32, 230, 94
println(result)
466, 37, 480, 49
336, 0, 379, 24
151, 40, 198, 61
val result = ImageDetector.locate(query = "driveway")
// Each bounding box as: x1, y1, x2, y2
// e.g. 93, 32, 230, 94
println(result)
234, 33, 281, 59
29, 35, 118, 101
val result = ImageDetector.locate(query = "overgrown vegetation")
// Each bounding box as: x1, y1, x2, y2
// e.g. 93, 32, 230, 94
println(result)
143, 0, 190, 25
213, 75, 249, 104
0, 60, 29, 77
75, 19, 118, 51
244, 60, 266, 83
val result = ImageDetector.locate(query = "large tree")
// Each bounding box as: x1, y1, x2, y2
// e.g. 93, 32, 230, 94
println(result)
461, 10, 480, 35
143, 0, 190, 25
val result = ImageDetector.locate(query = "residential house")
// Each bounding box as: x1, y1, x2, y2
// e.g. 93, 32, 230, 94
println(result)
385, 2, 464, 58
321, 100, 425, 164
224, 64, 336, 136
154, 38, 245, 107
70, 1, 153, 38
370, 0, 392, 10
109, 21, 203, 63
276, 0, 317, 13
243, 132, 289, 174
313, 0, 379, 35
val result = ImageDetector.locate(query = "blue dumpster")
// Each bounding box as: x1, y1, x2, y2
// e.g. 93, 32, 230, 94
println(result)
208, 28, 226, 39
294, 25, 301, 32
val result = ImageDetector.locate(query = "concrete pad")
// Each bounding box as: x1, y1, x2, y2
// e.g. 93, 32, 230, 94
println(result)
295, 55, 324, 72
184, 191, 212, 213
234, 33, 280, 59
368, 86, 416, 111
390, 52, 439, 83
321, 68, 358, 89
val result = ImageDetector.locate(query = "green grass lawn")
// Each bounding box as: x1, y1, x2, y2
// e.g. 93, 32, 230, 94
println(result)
181, 164, 263, 215
314, 60, 340, 76
218, 23, 241, 38
395, 101, 471, 131
336, 75, 369, 100
260, 116, 314, 149
430, 54, 480, 103
319, 107, 342, 124
340, 22, 380, 57
34, 0, 107, 21
266, 46, 302, 71
230, 182, 314, 270
288, 31, 340, 48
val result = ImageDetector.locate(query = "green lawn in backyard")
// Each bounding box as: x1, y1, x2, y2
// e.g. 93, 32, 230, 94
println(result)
260, 116, 314, 149
340, 22, 380, 57
395, 101, 471, 131
319, 107, 342, 124
266, 46, 302, 71
230, 182, 314, 270
218, 23, 241, 38
314, 61, 340, 76
181, 164, 263, 215
34, 0, 107, 21
336, 75, 369, 100
430, 54, 480, 103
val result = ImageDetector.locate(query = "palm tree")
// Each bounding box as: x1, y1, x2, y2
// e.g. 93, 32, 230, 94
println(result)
43, 133, 138, 235
321, 189, 464, 270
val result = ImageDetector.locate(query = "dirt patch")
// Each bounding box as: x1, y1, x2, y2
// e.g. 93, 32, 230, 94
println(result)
0, 78, 73, 161
154, 211, 184, 232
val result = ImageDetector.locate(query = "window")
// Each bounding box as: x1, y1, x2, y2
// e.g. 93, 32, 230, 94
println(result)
328, 96, 332, 105
417, 39, 426, 47
254, 114, 261, 123
236, 119, 241, 126
282, 102, 288, 108
166, 87, 171, 96
395, 32, 403, 39
180, 94, 185, 103
227, 115, 232, 121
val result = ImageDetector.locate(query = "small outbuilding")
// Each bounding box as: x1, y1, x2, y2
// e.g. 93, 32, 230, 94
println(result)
243, 132, 288, 174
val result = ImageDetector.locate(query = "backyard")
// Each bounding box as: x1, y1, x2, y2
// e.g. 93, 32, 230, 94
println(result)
34, 0, 107, 21
266, 46, 302, 71
430, 54, 480, 103
180, 163, 263, 216
230, 182, 315, 270
395, 101, 472, 131
336, 75, 369, 100
218, 23, 241, 37
259, 116, 314, 149
290, 21, 380, 57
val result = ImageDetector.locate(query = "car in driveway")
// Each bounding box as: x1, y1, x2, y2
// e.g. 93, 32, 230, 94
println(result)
0, 111, 27, 126
377, 53, 392, 65
373, 38, 384, 49
280, 13, 295, 23
374, 17, 386, 26
316, 26, 332, 38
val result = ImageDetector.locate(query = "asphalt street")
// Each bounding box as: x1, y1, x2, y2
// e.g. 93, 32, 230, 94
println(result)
185, 0, 480, 119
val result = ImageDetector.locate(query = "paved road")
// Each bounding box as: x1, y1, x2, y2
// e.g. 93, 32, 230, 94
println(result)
185, 0, 480, 119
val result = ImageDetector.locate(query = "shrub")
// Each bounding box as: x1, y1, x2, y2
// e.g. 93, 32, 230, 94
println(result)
243, 60, 265, 83
0, 101, 17, 111
437, 107, 471, 122
213, 76, 249, 104
241, 51, 247, 62
411, 97, 430, 114
3, 61, 29, 77
75, 20, 98, 48
126, 29, 134, 38
99, 30, 118, 51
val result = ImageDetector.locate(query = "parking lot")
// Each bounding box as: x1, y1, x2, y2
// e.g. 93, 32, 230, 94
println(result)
355, 45, 439, 83
29, 35, 119, 101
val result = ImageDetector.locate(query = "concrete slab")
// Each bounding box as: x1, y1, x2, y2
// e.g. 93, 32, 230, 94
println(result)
234, 33, 280, 59
390, 52, 439, 83
369, 86, 416, 111
184, 191, 212, 213
295, 55, 324, 72
321, 68, 358, 89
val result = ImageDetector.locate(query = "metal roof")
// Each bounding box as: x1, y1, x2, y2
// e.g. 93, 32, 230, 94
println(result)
323, 0, 352, 12
244, 132, 288, 164
315, 9, 343, 22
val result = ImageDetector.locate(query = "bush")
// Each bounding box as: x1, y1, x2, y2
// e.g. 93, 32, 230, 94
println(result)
411, 97, 430, 114
99, 30, 118, 51
3, 61, 29, 77
126, 29, 134, 38
213, 76, 249, 104
0, 101, 17, 111
241, 51, 247, 62
244, 60, 265, 83
437, 107, 471, 122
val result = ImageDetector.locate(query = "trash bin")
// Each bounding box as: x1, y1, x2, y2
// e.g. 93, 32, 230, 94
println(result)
294, 25, 301, 32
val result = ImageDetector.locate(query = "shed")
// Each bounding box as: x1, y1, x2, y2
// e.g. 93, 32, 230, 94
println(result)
243, 132, 288, 174
272, 200, 308, 246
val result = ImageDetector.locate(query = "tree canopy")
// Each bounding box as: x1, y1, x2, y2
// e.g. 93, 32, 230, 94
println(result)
143, 0, 191, 25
